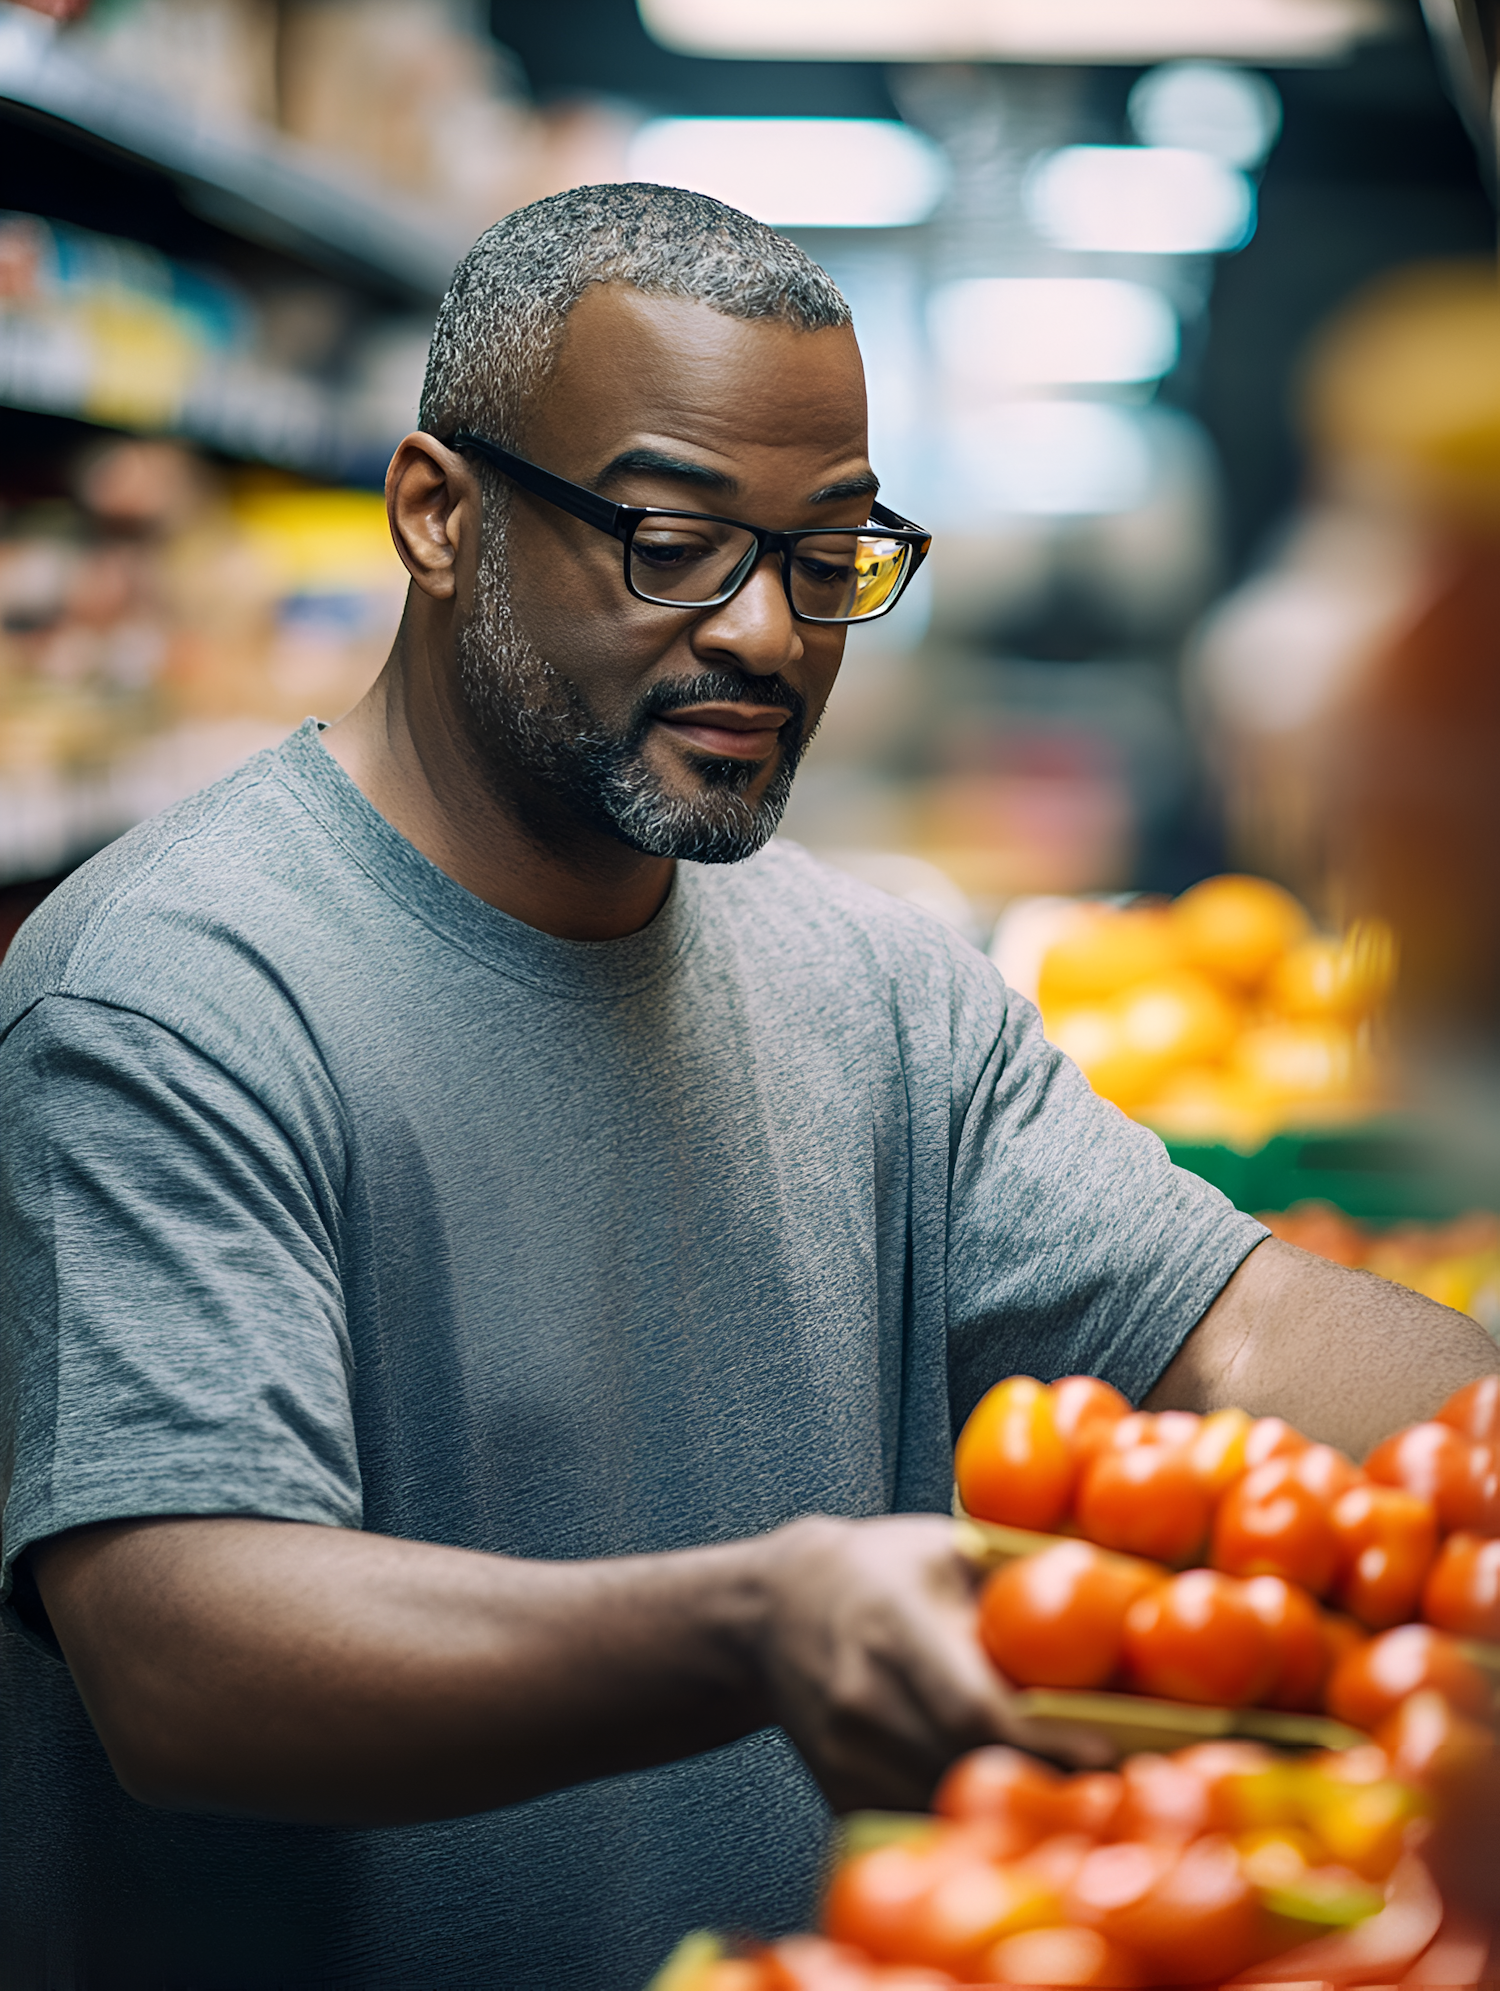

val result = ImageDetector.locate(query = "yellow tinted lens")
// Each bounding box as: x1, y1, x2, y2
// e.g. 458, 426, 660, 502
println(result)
790, 533, 908, 621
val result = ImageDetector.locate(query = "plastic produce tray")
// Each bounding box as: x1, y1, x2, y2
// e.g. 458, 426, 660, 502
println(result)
1162, 1117, 1491, 1223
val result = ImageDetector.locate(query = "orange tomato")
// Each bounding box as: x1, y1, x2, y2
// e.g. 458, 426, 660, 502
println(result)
1422, 1530, 1500, 1641
1076, 1444, 1211, 1566
1437, 1375, 1500, 1446
1121, 1570, 1278, 1707
899, 1852, 1063, 1974
1290, 1442, 1364, 1505
1443, 1440, 1500, 1537
1112, 1752, 1213, 1844
931, 1745, 1059, 1840
821, 1836, 953, 1961
1376, 1685, 1497, 1788
1325, 1623, 1492, 1731
984, 1923, 1145, 1987
1211, 1459, 1340, 1595
1243, 1416, 1311, 1470
1072, 1834, 1261, 1985
762, 1935, 884, 1988
1366, 1420, 1472, 1523
1329, 1483, 1438, 1629
954, 1375, 1073, 1529
1188, 1407, 1252, 1498
978, 1542, 1159, 1690
1051, 1375, 1132, 1467
1242, 1574, 1329, 1711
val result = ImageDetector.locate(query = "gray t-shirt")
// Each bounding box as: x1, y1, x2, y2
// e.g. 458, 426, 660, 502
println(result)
0, 719, 1265, 1989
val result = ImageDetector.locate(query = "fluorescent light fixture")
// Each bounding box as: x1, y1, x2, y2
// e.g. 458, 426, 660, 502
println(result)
968, 401, 1156, 515
1026, 146, 1255, 255
624, 119, 947, 229
930, 278, 1179, 387
1128, 62, 1283, 169
638, 0, 1391, 63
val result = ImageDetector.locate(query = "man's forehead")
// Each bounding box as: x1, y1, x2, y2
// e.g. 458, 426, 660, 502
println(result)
534, 283, 869, 461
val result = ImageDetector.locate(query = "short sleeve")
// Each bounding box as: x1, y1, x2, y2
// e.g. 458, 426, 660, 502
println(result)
945, 983, 1268, 1424
0, 996, 360, 1601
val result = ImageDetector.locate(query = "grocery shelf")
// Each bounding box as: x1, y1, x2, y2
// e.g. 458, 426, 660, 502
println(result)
0, 6, 459, 306
1165, 1120, 1492, 1223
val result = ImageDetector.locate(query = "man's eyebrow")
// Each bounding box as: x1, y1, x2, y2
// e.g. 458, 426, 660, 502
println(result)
594, 448, 736, 493
808, 471, 881, 505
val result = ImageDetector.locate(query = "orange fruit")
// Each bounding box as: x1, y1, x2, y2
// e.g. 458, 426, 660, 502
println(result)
1038, 906, 1180, 1013
1046, 1006, 1164, 1110
1231, 1020, 1366, 1106
1112, 971, 1239, 1067
1134, 1066, 1280, 1152
1171, 874, 1310, 989
1266, 918, 1398, 1021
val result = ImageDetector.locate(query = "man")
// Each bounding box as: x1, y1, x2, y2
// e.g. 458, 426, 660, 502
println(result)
0, 184, 1493, 1989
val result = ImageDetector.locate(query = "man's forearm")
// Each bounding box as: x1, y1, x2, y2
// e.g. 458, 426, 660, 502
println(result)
1146, 1236, 1500, 1459
33, 1516, 772, 1826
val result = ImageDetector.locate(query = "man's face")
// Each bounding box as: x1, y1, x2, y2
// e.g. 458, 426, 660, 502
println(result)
454, 284, 873, 863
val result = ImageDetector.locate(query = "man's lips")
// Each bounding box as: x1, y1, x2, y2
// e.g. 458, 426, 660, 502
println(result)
653, 702, 792, 761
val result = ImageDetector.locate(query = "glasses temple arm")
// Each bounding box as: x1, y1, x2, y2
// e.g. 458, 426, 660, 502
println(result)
447, 432, 625, 536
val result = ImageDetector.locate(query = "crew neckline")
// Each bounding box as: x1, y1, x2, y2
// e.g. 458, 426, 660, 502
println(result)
268, 718, 700, 1001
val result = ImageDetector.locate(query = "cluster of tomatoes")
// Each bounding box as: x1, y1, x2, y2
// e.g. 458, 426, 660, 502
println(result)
662, 1693, 1494, 1989
956, 1373, 1500, 1720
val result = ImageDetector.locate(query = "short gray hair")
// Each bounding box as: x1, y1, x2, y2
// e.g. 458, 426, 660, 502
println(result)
418, 182, 851, 449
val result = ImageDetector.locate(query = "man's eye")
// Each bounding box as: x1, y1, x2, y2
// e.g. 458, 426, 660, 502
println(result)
634, 536, 711, 567
795, 555, 854, 587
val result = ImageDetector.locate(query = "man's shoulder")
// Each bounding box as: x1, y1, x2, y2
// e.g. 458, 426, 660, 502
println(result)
0, 737, 314, 1038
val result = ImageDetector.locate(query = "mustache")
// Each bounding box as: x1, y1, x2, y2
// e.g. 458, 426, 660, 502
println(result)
629, 671, 807, 741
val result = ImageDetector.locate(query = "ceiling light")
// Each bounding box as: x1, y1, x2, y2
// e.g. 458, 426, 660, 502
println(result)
966, 401, 1156, 516
1026, 147, 1255, 255
638, 0, 1391, 63
930, 279, 1179, 387
1128, 62, 1283, 168
624, 119, 948, 230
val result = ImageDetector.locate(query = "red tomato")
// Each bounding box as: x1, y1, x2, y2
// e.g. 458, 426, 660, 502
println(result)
1072, 1834, 1261, 1985
1438, 1375, 1500, 1446
977, 1542, 1159, 1690
900, 1849, 1067, 1975
821, 1836, 952, 1961
1241, 1574, 1329, 1711
1121, 1571, 1277, 1707
1112, 1752, 1213, 1844
1051, 1375, 1132, 1466
931, 1745, 1059, 1845
1325, 1623, 1492, 1731
1443, 1441, 1500, 1537
1151, 1410, 1203, 1452
1210, 1458, 1339, 1595
1076, 1445, 1211, 1566
954, 1375, 1073, 1529
1376, 1683, 1496, 1785
1290, 1442, 1364, 1505
985, 1923, 1145, 1987
1422, 1530, 1500, 1641
1320, 1608, 1367, 1682
1366, 1419, 1472, 1521
1243, 1416, 1310, 1469
1330, 1483, 1438, 1629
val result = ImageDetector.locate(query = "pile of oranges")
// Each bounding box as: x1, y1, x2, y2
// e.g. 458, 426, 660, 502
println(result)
1034, 875, 1396, 1152
657, 1712, 1493, 1988
956, 1374, 1500, 1727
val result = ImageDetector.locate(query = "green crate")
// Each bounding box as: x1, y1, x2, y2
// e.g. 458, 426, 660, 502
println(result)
1164, 1118, 1493, 1223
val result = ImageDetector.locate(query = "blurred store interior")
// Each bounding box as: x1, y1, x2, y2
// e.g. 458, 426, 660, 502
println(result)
3, 0, 1500, 1277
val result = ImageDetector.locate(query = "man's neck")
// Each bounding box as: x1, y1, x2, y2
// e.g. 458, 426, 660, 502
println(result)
321, 650, 675, 944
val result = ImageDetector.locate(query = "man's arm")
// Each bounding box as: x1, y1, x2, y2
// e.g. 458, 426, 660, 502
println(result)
1146, 1235, 1500, 1458
30, 1510, 1049, 1828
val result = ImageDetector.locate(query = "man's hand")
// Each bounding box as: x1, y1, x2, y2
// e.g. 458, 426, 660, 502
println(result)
31, 1507, 1061, 1829
752, 1515, 1106, 1812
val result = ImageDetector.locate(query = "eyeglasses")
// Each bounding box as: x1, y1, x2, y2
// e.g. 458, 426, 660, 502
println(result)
448, 430, 932, 627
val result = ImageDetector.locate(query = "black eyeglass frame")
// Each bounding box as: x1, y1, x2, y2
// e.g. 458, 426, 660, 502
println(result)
447, 430, 933, 626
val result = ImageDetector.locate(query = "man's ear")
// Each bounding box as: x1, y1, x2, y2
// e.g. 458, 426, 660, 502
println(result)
385, 433, 480, 602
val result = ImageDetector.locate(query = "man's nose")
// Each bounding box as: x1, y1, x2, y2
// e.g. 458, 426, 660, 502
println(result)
691, 551, 803, 675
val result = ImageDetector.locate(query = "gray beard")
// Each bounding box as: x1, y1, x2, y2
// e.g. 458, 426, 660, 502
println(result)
453, 524, 809, 864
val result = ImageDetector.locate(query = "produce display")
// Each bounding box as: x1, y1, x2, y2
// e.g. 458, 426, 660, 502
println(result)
954, 1374, 1500, 1723
652, 1706, 1497, 1987
1259, 1204, 1500, 1334
1032, 875, 1396, 1151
